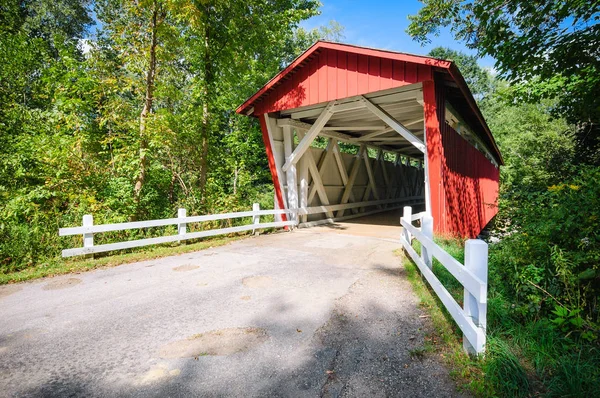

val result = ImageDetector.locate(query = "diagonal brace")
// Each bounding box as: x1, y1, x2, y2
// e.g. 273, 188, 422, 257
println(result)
360, 96, 426, 153
282, 101, 335, 172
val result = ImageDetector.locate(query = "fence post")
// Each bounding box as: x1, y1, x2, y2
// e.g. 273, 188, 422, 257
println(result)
402, 206, 412, 244
463, 239, 488, 355
421, 215, 433, 270
252, 203, 260, 235
178, 208, 186, 243
83, 214, 94, 257
83, 214, 94, 248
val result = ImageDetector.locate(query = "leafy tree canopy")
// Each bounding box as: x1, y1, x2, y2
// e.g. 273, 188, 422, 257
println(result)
408, 0, 600, 164
428, 46, 492, 99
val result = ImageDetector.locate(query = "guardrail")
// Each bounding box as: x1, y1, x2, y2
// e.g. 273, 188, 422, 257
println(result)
59, 204, 295, 258
399, 206, 488, 355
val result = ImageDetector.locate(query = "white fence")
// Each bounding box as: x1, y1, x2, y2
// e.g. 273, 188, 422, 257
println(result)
399, 206, 488, 355
59, 204, 295, 258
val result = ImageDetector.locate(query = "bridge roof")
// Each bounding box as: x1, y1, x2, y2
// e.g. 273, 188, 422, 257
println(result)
237, 41, 502, 165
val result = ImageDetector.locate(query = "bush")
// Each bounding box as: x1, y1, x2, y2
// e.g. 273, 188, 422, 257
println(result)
491, 166, 600, 338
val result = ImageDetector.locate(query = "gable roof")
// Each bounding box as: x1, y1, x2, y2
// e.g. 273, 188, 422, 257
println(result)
237, 40, 502, 165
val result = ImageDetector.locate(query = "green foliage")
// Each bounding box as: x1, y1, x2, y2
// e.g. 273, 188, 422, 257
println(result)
405, 236, 600, 397
408, 0, 600, 165
0, 0, 336, 273
428, 47, 492, 99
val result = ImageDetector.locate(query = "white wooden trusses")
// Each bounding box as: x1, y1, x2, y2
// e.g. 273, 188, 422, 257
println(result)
269, 84, 429, 223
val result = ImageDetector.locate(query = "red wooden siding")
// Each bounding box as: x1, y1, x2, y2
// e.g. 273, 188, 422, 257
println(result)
423, 80, 444, 230
258, 116, 287, 221
429, 80, 499, 237
441, 123, 499, 237
254, 48, 432, 114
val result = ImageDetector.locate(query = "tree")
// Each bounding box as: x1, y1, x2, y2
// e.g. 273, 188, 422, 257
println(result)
0, 0, 95, 267
428, 47, 492, 100
408, 0, 600, 165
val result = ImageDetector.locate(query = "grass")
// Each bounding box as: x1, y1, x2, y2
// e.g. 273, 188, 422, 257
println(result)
0, 234, 249, 285
398, 237, 600, 397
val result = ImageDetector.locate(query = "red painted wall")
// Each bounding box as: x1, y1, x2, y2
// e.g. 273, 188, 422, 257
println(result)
440, 123, 499, 237
255, 48, 432, 114
425, 80, 499, 237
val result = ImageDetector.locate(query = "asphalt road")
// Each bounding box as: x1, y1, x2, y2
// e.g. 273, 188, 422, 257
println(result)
0, 224, 464, 397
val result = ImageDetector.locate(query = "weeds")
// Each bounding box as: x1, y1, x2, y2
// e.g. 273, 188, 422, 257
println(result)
400, 237, 600, 397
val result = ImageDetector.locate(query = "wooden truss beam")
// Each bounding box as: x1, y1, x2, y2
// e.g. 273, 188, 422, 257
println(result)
296, 130, 334, 218
337, 145, 365, 218
322, 126, 386, 131
282, 101, 335, 172
360, 96, 426, 153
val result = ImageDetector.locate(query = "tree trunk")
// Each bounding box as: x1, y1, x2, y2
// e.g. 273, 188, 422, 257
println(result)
134, 2, 159, 208
233, 164, 238, 195
198, 9, 211, 202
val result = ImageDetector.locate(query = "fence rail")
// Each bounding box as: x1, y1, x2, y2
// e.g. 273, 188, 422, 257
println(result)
399, 206, 488, 355
59, 204, 295, 258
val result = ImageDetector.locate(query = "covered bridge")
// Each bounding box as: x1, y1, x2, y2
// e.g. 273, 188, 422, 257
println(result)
236, 41, 502, 237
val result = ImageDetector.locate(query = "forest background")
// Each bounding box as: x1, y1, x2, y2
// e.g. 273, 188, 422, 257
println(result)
0, 1, 598, 396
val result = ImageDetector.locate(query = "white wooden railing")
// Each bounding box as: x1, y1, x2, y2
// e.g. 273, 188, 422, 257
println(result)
59, 204, 295, 258
400, 206, 488, 355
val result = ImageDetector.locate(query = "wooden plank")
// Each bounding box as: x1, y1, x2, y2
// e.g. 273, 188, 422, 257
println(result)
368, 56, 380, 92
297, 196, 422, 215
347, 52, 358, 96
362, 150, 381, 202
331, 100, 365, 113
264, 115, 289, 210
401, 236, 485, 352
59, 209, 293, 236
308, 138, 334, 204
297, 131, 333, 218
282, 101, 335, 172
379, 150, 391, 199
361, 96, 426, 152
298, 150, 309, 223
332, 141, 357, 207
63, 221, 296, 257
283, 125, 299, 221
337, 145, 365, 218
401, 219, 487, 301
322, 126, 385, 131
298, 202, 422, 228
357, 54, 369, 93
355, 128, 395, 142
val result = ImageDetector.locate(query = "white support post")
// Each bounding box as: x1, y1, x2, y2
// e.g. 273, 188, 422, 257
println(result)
298, 154, 309, 224
252, 203, 260, 235
463, 239, 488, 355
402, 206, 412, 244
83, 214, 94, 249
178, 208, 186, 242
421, 215, 433, 270
283, 126, 298, 224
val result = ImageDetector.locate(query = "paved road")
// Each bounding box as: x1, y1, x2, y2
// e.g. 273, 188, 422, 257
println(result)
0, 225, 463, 397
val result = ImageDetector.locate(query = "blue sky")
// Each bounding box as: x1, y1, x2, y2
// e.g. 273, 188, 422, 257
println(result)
300, 0, 496, 69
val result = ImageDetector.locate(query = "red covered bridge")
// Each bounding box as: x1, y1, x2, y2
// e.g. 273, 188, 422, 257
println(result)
237, 41, 502, 237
